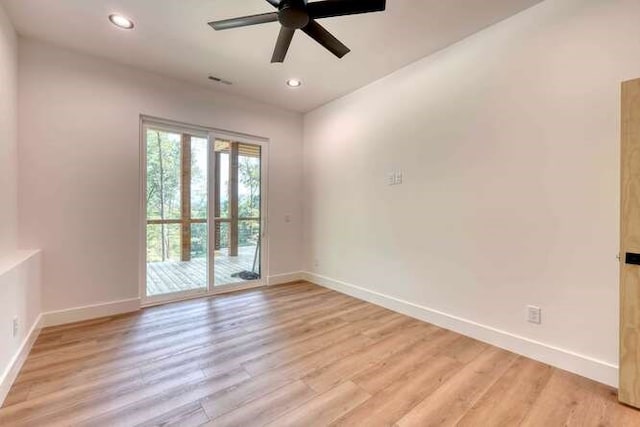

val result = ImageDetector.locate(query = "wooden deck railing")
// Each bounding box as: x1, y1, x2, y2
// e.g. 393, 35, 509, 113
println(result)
146, 216, 260, 260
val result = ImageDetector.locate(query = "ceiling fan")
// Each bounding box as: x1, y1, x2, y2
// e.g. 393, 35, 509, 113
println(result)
208, 0, 387, 63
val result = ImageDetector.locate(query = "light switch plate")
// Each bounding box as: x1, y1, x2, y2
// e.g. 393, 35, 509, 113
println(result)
395, 172, 403, 184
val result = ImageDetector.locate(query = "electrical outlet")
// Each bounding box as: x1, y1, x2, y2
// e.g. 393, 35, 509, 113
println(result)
527, 305, 541, 324
12, 317, 19, 338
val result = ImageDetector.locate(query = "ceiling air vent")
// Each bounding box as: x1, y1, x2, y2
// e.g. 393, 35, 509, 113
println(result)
208, 75, 233, 85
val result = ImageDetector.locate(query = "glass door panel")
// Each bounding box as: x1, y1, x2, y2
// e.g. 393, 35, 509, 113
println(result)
145, 129, 208, 297
213, 140, 262, 286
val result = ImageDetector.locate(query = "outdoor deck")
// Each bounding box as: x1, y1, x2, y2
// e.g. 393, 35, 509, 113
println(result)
146, 246, 258, 296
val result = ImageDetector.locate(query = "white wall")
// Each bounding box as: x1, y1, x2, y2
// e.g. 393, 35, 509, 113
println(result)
0, 3, 17, 255
304, 0, 640, 386
18, 39, 304, 312
0, 251, 41, 404
0, 5, 42, 406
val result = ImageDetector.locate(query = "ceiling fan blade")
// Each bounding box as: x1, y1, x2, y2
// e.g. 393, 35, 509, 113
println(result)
271, 27, 296, 63
307, 0, 386, 19
209, 12, 278, 30
264, 0, 280, 7
301, 20, 350, 59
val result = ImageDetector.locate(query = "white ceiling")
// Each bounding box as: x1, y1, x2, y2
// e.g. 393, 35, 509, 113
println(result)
2, 0, 543, 112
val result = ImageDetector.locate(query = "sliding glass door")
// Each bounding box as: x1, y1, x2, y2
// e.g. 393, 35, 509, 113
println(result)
142, 122, 266, 304
213, 140, 262, 286
144, 128, 209, 298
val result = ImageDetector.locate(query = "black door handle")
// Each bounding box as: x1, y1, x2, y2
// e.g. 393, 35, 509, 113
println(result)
626, 252, 640, 265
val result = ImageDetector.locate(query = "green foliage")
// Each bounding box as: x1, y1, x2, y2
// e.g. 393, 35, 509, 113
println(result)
146, 130, 181, 262
191, 223, 207, 259
190, 138, 208, 219
238, 155, 261, 247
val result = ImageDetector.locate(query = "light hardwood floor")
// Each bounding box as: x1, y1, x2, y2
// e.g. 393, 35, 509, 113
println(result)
1, 282, 639, 426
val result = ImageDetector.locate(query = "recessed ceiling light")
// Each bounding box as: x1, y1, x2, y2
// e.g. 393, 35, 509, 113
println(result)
109, 14, 134, 30
286, 79, 302, 88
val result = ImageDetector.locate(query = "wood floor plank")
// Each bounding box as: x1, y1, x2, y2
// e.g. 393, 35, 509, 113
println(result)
302, 321, 436, 393
0, 368, 206, 426
396, 346, 518, 427
27, 365, 143, 403
0, 383, 30, 408
240, 310, 399, 376
238, 330, 375, 381
456, 356, 554, 426
238, 321, 366, 376
265, 381, 371, 427
199, 371, 295, 420
521, 369, 640, 427
73, 370, 249, 427
351, 328, 460, 395
437, 335, 490, 364
521, 369, 597, 426
332, 355, 463, 426
204, 380, 316, 427
142, 317, 350, 383
133, 401, 210, 427
0, 367, 146, 424
53, 369, 248, 427
1, 281, 638, 426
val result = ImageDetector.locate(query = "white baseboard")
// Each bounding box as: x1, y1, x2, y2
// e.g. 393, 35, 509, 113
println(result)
268, 271, 304, 286
0, 314, 42, 406
41, 298, 141, 328
303, 272, 618, 388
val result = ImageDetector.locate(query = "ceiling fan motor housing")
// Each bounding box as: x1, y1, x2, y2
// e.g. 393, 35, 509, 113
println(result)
278, 0, 309, 29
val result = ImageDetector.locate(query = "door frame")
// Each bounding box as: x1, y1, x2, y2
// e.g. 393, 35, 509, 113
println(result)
138, 116, 269, 306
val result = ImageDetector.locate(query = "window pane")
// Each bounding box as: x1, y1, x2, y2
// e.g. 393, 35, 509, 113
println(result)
146, 129, 182, 220
145, 129, 208, 298
146, 223, 181, 263
214, 141, 261, 286
238, 150, 261, 219
215, 140, 230, 219
239, 219, 260, 249
215, 221, 229, 251
191, 137, 208, 219
146, 221, 206, 296
191, 223, 208, 259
